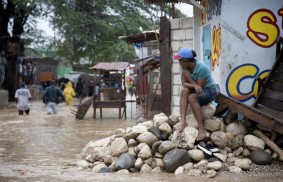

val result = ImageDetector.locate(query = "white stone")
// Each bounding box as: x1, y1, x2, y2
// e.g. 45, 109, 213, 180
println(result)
234, 158, 252, 170
127, 147, 137, 157
151, 167, 162, 173
174, 166, 184, 175
135, 143, 147, 153
158, 123, 173, 135
140, 164, 152, 173
109, 137, 128, 157
154, 158, 164, 169
153, 113, 168, 127
140, 121, 154, 129
168, 115, 180, 126
213, 153, 227, 162
115, 128, 125, 136
125, 127, 132, 133
136, 132, 158, 147
229, 166, 243, 173
158, 141, 175, 155
82, 136, 114, 152
244, 135, 265, 151
77, 160, 90, 170
204, 169, 217, 178
242, 148, 251, 157
92, 147, 111, 161
103, 155, 116, 165
128, 139, 138, 147
188, 149, 205, 162
134, 158, 144, 169
182, 162, 193, 171
116, 169, 130, 174
144, 157, 153, 166
194, 159, 208, 168
233, 147, 244, 156
138, 144, 152, 159
132, 125, 148, 134
188, 169, 202, 176
92, 163, 107, 173
204, 117, 222, 132
210, 131, 228, 149
202, 104, 216, 120
171, 127, 198, 149
207, 161, 223, 171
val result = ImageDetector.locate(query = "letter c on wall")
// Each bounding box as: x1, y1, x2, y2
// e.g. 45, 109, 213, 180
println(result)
226, 64, 259, 102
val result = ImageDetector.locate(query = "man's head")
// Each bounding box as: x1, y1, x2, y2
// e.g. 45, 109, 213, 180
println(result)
50, 80, 55, 85
172, 47, 197, 61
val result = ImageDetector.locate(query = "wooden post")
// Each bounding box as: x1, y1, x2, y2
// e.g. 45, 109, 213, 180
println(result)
160, 16, 172, 116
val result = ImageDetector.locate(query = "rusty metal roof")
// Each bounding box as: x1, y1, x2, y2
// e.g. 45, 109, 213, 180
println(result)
136, 55, 160, 73
119, 31, 159, 44
90, 62, 129, 71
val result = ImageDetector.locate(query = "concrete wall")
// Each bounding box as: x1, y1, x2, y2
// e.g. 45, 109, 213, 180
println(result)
170, 18, 194, 115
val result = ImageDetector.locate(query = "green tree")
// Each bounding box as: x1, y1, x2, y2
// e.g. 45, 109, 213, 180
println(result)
0, 0, 186, 100
0, 0, 42, 100
45, 0, 161, 63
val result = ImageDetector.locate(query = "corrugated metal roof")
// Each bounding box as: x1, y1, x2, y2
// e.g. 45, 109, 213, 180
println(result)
135, 55, 160, 73
90, 62, 129, 71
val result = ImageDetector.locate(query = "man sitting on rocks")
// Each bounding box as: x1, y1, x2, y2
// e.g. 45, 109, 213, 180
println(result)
172, 47, 218, 141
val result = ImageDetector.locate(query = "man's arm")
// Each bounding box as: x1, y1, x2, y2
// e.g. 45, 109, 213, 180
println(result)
28, 90, 32, 100
181, 70, 205, 96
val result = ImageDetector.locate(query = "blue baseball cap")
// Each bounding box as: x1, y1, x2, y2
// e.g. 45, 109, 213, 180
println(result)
172, 47, 194, 60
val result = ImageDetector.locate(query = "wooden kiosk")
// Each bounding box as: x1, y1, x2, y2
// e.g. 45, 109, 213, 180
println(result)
91, 62, 129, 119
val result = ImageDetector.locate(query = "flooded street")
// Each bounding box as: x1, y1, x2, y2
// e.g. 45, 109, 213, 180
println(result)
0, 98, 282, 182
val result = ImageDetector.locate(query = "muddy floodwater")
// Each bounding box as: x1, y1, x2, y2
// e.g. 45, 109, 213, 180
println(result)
0, 98, 282, 182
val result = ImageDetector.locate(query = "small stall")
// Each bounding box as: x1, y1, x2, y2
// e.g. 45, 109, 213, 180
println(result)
91, 62, 129, 119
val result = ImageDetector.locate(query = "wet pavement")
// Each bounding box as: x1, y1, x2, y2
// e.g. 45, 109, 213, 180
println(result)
0, 98, 282, 182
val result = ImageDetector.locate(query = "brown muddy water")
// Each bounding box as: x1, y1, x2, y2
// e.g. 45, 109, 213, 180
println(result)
0, 98, 282, 182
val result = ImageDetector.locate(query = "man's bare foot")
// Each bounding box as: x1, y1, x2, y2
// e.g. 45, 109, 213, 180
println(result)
196, 129, 206, 141
177, 123, 187, 133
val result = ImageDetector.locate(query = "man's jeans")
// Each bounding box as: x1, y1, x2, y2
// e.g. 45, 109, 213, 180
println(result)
47, 102, 58, 114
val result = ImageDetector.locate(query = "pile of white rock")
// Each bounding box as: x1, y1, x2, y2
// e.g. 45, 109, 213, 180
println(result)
77, 104, 278, 178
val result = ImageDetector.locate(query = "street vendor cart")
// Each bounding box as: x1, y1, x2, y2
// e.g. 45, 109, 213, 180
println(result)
91, 62, 129, 119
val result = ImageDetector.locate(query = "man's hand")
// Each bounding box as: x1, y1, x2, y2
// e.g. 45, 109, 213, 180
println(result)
194, 84, 204, 96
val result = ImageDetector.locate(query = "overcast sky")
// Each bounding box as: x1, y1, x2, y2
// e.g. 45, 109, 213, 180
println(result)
175, 3, 193, 17
36, 3, 193, 37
